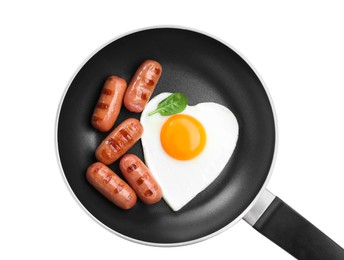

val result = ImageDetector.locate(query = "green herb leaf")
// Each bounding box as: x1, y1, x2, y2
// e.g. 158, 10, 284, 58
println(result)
148, 93, 188, 116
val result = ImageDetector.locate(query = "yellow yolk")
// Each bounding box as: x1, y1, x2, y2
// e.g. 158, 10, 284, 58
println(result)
160, 114, 206, 160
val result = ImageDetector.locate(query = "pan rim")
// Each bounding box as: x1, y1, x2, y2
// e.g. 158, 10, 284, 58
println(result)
54, 24, 279, 247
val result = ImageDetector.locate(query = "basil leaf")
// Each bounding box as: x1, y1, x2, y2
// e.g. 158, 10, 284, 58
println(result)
148, 93, 188, 116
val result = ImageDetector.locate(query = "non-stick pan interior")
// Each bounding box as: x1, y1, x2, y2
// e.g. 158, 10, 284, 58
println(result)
57, 28, 276, 244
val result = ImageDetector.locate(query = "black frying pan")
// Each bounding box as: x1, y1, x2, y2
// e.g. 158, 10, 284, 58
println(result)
56, 27, 344, 259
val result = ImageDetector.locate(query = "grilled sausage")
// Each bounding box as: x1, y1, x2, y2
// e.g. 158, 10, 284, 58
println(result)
86, 162, 137, 209
119, 154, 162, 205
95, 118, 143, 165
124, 60, 162, 112
91, 76, 127, 132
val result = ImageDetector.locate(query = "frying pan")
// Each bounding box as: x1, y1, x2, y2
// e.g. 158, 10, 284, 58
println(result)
56, 27, 344, 259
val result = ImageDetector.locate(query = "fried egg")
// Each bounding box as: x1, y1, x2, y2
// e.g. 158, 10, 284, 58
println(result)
140, 92, 239, 211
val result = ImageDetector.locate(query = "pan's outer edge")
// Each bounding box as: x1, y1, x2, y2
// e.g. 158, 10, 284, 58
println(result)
54, 24, 279, 247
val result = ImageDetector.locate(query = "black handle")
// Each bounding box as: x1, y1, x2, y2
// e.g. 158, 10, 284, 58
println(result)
253, 197, 344, 260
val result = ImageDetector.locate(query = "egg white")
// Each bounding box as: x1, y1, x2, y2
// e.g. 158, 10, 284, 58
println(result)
140, 92, 239, 211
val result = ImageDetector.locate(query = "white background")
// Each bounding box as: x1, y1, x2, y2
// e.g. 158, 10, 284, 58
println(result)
1, 1, 343, 259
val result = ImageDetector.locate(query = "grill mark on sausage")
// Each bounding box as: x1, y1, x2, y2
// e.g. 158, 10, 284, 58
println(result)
103, 174, 112, 184
107, 123, 140, 154
92, 115, 101, 122
150, 66, 160, 75
136, 87, 150, 100
144, 189, 153, 197
126, 193, 135, 201
93, 165, 101, 173
102, 88, 113, 95
137, 91, 148, 100
127, 163, 138, 172
107, 76, 116, 82
143, 78, 154, 86
108, 138, 121, 152
127, 122, 139, 132
97, 102, 109, 110
114, 183, 124, 194
101, 150, 111, 160
136, 175, 146, 185
119, 129, 132, 141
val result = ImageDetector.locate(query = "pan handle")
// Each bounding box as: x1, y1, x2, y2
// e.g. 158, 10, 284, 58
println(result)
244, 189, 344, 259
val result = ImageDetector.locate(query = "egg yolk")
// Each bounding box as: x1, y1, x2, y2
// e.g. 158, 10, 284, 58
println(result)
160, 114, 206, 160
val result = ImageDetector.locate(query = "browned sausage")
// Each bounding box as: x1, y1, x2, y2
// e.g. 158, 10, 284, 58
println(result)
124, 60, 162, 112
95, 118, 143, 165
119, 154, 162, 205
91, 76, 127, 132
86, 162, 137, 209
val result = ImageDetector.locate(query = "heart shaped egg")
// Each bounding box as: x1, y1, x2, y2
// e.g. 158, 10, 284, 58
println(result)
140, 92, 239, 211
